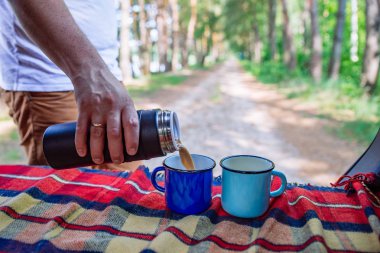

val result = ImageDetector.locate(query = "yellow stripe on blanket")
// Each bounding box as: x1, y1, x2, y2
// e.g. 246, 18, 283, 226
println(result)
0, 196, 8, 205
106, 236, 149, 253
1, 193, 41, 214
345, 230, 380, 252
0, 212, 13, 231
43, 205, 86, 240
148, 216, 201, 253
120, 212, 162, 233
147, 231, 192, 253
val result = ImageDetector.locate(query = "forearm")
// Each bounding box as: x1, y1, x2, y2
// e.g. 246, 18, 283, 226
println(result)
9, 0, 139, 163
9, 0, 108, 82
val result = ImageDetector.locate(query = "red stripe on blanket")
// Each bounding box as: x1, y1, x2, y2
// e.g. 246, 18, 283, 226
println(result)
0, 206, 155, 241
0, 205, 360, 252
162, 226, 357, 252
0, 167, 376, 223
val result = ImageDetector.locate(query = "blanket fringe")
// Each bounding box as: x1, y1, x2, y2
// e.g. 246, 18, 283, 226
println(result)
331, 173, 380, 205
331, 173, 377, 191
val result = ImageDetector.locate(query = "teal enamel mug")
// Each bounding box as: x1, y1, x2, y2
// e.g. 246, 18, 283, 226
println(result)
220, 155, 287, 218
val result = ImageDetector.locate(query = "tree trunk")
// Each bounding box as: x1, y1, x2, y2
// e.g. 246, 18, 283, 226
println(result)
157, 0, 170, 72
253, 34, 262, 63
204, 26, 213, 65
210, 33, 218, 62
361, 0, 380, 94
163, 4, 171, 71
169, 0, 180, 71
301, 1, 309, 50
309, 0, 322, 82
350, 0, 359, 62
252, 7, 262, 63
120, 0, 132, 80
138, 0, 150, 75
268, 0, 277, 60
195, 24, 212, 67
328, 0, 347, 80
183, 0, 197, 68
180, 30, 187, 67
195, 35, 207, 66
252, 26, 263, 63
281, 0, 296, 70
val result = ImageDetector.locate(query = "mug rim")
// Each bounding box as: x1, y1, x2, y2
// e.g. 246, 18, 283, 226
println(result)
163, 154, 216, 173
220, 155, 275, 174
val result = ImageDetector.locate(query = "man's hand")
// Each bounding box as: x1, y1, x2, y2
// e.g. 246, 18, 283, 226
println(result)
73, 67, 139, 164
9, 0, 139, 165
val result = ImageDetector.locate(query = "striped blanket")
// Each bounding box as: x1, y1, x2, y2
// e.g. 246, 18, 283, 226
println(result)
0, 165, 379, 252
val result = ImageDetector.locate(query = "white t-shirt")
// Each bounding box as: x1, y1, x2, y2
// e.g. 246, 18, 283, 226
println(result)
0, 0, 122, 92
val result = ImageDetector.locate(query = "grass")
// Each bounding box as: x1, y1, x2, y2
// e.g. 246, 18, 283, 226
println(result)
127, 58, 224, 98
0, 128, 25, 163
0, 115, 10, 122
9, 129, 19, 141
210, 85, 222, 103
189, 64, 212, 71
189, 57, 226, 71
336, 120, 379, 144
128, 73, 188, 97
0, 128, 19, 141
241, 59, 380, 145
0, 149, 23, 163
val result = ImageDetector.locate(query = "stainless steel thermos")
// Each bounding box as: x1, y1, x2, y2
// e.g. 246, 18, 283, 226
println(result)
42, 109, 180, 169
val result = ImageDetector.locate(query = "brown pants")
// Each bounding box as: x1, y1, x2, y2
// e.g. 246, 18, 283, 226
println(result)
0, 89, 142, 171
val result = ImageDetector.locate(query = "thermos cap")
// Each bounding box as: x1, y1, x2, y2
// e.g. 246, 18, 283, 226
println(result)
157, 110, 181, 154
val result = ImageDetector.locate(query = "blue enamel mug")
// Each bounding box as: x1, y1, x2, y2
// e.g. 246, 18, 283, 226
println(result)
220, 155, 287, 218
151, 154, 215, 215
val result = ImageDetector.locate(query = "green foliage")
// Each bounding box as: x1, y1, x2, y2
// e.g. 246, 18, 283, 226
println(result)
0, 129, 19, 142
0, 115, 10, 122
241, 59, 305, 84
317, 0, 366, 82
128, 73, 188, 97
335, 120, 379, 144
189, 63, 212, 71
223, 0, 267, 57
230, 0, 380, 145
226, 0, 370, 86
0, 129, 24, 163
178, 0, 191, 29
241, 60, 380, 145
0, 150, 23, 163
10, 130, 19, 141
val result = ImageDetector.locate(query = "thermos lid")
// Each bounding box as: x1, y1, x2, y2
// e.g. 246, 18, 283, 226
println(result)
157, 110, 181, 154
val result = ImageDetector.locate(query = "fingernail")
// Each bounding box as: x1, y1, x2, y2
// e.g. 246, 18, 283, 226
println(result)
94, 158, 103, 164
128, 148, 137, 155
114, 159, 120, 164
77, 149, 85, 157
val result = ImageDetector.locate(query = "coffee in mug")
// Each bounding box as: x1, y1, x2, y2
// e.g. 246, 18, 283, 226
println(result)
151, 154, 215, 214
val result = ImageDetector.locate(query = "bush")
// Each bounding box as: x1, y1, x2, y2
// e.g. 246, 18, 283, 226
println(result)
241, 59, 380, 145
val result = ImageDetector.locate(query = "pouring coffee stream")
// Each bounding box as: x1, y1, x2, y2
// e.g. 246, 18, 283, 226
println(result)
176, 140, 196, 171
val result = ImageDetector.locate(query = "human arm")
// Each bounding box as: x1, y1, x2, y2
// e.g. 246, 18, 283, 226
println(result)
9, 0, 139, 165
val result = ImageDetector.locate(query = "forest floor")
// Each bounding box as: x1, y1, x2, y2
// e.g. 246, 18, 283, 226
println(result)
0, 59, 365, 185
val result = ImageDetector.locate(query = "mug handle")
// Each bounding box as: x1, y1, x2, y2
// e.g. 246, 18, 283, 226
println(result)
151, 166, 165, 192
270, 170, 287, 197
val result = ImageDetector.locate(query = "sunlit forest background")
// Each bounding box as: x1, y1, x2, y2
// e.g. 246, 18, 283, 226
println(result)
118, 0, 379, 143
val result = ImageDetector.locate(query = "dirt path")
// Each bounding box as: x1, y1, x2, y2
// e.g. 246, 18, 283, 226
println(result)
139, 59, 363, 185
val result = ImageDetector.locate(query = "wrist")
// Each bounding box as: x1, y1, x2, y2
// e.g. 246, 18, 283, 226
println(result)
69, 60, 111, 88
